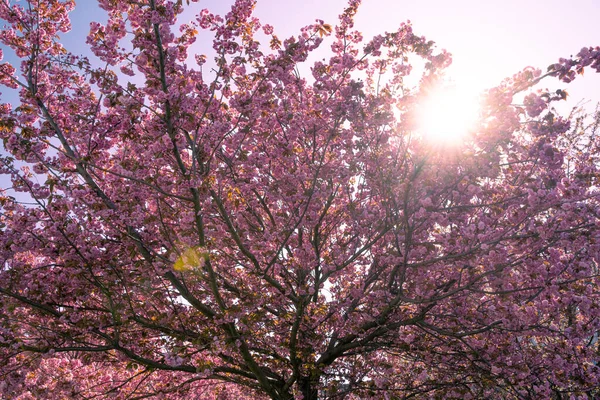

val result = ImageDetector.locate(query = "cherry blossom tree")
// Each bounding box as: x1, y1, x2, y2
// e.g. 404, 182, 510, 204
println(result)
1, 0, 600, 398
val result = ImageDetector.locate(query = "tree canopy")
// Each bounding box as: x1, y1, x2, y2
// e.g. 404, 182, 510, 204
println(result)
1, 0, 600, 398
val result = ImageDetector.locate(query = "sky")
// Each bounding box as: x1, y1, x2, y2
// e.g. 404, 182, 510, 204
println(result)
247, 0, 600, 139
249, 0, 600, 110
4, 0, 600, 106
1, 0, 600, 198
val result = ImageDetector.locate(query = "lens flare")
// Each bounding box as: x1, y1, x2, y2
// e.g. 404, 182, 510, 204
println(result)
415, 86, 481, 145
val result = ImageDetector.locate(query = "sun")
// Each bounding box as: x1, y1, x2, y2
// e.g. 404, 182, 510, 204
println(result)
415, 85, 481, 145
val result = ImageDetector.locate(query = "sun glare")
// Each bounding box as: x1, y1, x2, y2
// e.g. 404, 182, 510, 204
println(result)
415, 86, 481, 145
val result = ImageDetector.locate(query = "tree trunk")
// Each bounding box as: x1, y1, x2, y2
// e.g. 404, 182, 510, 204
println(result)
299, 377, 319, 400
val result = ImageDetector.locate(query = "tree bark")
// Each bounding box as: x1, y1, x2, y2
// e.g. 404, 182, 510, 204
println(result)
299, 377, 319, 400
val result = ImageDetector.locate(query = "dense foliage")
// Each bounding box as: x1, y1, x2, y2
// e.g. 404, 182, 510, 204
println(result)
1, 0, 600, 398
